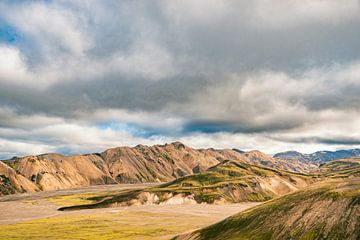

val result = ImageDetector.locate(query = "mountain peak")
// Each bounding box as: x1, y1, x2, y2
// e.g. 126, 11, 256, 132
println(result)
169, 141, 187, 149
245, 150, 270, 158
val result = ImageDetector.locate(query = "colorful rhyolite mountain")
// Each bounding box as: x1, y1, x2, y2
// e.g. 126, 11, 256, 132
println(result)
0, 142, 317, 195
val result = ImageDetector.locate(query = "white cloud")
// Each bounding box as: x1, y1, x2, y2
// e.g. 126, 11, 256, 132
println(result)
0, 107, 65, 128
0, 1, 177, 88
0, 137, 56, 158
0, 45, 31, 84
3, 2, 92, 56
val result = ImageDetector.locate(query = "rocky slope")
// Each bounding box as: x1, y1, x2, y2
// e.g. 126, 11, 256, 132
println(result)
0, 142, 317, 194
58, 160, 316, 211
12, 153, 115, 191
175, 178, 360, 240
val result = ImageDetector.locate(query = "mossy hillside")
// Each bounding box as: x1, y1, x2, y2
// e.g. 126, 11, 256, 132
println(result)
160, 160, 312, 188
178, 178, 360, 240
319, 158, 360, 178
152, 160, 313, 200
147, 162, 275, 203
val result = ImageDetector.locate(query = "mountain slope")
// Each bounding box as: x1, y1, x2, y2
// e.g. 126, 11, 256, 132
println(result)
319, 157, 360, 177
1, 142, 316, 194
58, 160, 315, 211
175, 178, 360, 240
9, 153, 116, 191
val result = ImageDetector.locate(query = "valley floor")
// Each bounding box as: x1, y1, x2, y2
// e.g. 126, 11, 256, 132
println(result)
0, 184, 260, 240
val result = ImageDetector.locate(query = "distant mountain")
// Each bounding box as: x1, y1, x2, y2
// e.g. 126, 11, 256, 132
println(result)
274, 148, 360, 163
0, 142, 314, 196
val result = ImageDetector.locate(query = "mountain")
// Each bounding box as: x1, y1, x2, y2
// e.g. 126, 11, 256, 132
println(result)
59, 160, 315, 211
175, 177, 360, 240
0, 142, 316, 195
273, 151, 308, 161
174, 158, 360, 240
244, 150, 317, 173
274, 148, 360, 163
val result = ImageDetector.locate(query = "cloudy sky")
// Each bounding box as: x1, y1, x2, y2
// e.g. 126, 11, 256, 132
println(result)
1, 0, 360, 158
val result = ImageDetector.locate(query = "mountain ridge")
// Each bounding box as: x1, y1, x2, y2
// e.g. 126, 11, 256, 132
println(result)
0, 142, 316, 196
274, 148, 360, 163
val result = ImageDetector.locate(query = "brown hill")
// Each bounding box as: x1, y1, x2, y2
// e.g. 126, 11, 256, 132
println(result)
0, 142, 316, 194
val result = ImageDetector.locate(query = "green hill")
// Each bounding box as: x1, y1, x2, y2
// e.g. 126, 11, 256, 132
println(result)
175, 178, 360, 240
319, 157, 360, 177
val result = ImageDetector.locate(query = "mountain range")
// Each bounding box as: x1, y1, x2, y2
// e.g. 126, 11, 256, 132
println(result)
1, 142, 360, 196
0, 142, 317, 196
274, 148, 360, 163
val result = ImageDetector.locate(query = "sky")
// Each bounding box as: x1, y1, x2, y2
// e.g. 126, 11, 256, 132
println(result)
1, 0, 360, 158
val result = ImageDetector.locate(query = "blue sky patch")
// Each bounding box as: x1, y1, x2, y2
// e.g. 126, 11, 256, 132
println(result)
95, 122, 159, 138
0, 22, 20, 44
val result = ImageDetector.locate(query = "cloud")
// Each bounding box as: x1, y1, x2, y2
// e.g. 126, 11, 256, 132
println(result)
0, 45, 30, 84
109, 42, 177, 80
252, 0, 360, 29
175, 62, 360, 133
0, 0, 177, 88
0, 0, 360, 157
